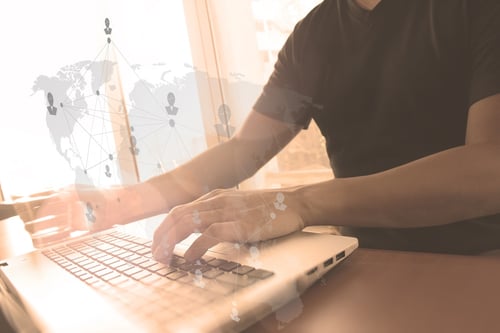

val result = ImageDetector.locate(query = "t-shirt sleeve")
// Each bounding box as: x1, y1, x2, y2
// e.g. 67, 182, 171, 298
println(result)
253, 4, 325, 129
468, 0, 500, 106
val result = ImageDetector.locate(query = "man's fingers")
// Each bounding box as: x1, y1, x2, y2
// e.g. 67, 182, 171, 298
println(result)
152, 213, 196, 262
152, 207, 241, 261
24, 215, 67, 234
184, 221, 244, 261
152, 198, 227, 250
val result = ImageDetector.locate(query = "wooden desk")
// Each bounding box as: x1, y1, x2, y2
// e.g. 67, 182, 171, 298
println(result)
2, 217, 500, 333
247, 249, 500, 333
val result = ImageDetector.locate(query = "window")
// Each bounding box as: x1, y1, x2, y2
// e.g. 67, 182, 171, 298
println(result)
0, 0, 200, 196
0, 0, 331, 200
186, 0, 332, 189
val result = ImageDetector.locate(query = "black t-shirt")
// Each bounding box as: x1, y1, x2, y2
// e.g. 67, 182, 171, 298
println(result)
253, 0, 500, 254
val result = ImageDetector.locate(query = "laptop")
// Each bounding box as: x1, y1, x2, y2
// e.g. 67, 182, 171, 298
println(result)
0, 216, 358, 332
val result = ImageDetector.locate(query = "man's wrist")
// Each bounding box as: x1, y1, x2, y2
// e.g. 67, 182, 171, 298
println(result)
115, 181, 168, 224
292, 179, 341, 228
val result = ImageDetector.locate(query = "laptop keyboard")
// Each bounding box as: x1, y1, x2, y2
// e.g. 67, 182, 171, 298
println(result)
41, 230, 273, 330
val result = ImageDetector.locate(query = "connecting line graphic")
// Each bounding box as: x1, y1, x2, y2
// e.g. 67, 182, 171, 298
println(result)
60, 110, 86, 169
41, 16, 212, 185
111, 42, 169, 119
64, 43, 109, 100
63, 105, 112, 155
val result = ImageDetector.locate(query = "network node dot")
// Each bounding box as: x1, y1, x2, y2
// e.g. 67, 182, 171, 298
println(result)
169, 119, 176, 127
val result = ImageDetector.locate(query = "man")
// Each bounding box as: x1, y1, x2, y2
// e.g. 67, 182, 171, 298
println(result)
38, 0, 500, 261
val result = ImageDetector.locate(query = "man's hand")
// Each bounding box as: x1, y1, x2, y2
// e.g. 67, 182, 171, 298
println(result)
151, 188, 306, 262
29, 185, 133, 243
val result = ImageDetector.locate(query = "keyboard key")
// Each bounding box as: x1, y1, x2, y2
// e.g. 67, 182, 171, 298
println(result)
96, 254, 116, 263
78, 273, 94, 281
190, 265, 211, 274
81, 262, 100, 270
207, 259, 227, 268
124, 254, 142, 262
108, 248, 127, 256
233, 265, 255, 275
218, 261, 240, 272
110, 240, 129, 247
166, 271, 187, 281
147, 263, 167, 272
66, 253, 85, 261
115, 264, 135, 273
155, 267, 177, 276
169, 256, 186, 267
130, 257, 149, 266
136, 248, 151, 256
178, 262, 196, 271
108, 260, 128, 270
101, 272, 121, 282
101, 257, 120, 266
131, 270, 152, 281
247, 269, 274, 279
90, 251, 108, 260
201, 255, 215, 263
85, 276, 101, 285
123, 267, 144, 277
117, 251, 135, 260
74, 257, 92, 265
96, 244, 115, 252
139, 260, 158, 269
141, 274, 162, 285
94, 268, 114, 277
128, 245, 144, 252
122, 243, 139, 250
88, 265, 108, 274
202, 269, 223, 279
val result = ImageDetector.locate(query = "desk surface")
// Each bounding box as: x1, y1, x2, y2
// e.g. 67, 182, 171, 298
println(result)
248, 249, 500, 333
2, 217, 500, 333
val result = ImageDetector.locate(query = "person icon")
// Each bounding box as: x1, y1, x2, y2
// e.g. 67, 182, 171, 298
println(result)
165, 92, 179, 115
86, 202, 96, 223
249, 245, 261, 266
46, 92, 57, 115
104, 18, 112, 35
274, 192, 287, 211
230, 302, 241, 322
105, 165, 112, 178
214, 104, 236, 138
193, 266, 205, 288
129, 135, 140, 155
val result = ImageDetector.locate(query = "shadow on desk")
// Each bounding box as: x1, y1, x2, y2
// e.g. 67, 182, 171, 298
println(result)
246, 249, 500, 333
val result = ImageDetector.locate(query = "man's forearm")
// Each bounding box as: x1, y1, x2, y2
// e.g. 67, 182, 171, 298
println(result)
297, 143, 500, 228
132, 137, 269, 217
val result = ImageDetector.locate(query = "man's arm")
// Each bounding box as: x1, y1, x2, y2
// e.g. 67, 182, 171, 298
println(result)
151, 94, 500, 261
130, 110, 301, 219
298, 93, 500, 228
